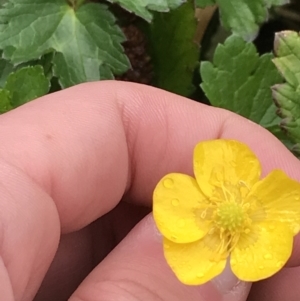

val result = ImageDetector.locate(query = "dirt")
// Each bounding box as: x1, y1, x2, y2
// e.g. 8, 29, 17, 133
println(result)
116, 24, 153, 85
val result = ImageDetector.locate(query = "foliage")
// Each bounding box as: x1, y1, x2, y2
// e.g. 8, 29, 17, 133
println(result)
108, 0, 185, 22
147, 0, 199, 96
196, 0, 288, 40
272, 31, 300, 154
0, 65, 50, 113
0, 0, 130, 88
200, 35, 283, 138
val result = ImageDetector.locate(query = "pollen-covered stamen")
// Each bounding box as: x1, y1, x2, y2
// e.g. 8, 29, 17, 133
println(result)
210, 184, 254, 254
204, 184, 254, 259
216, 202, 245, 231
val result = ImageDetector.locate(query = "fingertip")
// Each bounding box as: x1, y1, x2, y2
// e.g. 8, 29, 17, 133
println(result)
0, 258, 14, 301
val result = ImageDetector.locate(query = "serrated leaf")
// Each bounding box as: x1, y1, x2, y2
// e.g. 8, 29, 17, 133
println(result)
0, 65, 49, 113
195, 0, 288, 40
272, 31, 300, 147
108, 0, 185, 22
0, 89, 12, 113
147, 0, 199, 96
0, 55, 13, 87
5, 65, 50, 107
200, 35, 284, 138
31, 52, 55, 80
15, 52, 55, 80
0, 0, 130, 88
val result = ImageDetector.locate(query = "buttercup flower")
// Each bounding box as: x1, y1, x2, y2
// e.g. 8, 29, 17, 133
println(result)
153, 139, 300, 285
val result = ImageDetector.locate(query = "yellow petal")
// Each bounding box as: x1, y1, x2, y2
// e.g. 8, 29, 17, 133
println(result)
247, 170, 300, 234
153, 173, 211, 243
231, 221, 293, 281
163, 233, 227, 285
193, 140, 261, 197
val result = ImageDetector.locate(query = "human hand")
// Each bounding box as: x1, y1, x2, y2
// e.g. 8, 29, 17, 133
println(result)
0, 81, 299, 301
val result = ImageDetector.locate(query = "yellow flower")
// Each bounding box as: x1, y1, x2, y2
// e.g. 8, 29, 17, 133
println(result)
153, 139, 300, 285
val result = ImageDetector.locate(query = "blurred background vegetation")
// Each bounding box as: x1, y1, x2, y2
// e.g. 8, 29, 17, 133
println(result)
114, 0, 300, 103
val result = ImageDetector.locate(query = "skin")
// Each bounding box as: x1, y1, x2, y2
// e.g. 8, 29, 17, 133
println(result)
0, 81, 299, 301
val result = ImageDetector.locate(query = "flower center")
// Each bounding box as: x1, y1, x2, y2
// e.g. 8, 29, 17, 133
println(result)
216, 202, 245, 231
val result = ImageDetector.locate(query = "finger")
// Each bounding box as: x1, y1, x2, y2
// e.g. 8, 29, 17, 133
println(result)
0, 160, 60, 301
0, 81, 299, 300
33, 202, 150, 301
69, 215, 250, 301
0, 81, 298, 232
33, 229, 94, 301
0, 257, 14, 300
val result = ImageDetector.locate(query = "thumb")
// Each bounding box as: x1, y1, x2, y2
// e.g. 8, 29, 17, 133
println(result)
69, 215, 251, 301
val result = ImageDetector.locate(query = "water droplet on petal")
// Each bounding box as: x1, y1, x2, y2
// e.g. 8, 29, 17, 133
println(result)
197, 272, 204, 278
177, 218, 186, 228
170, 235, 177, 241
208, 228, 215, 235
244, 228, 250, 234
201, 211, 207, 219
293, 225, 300, 234
259, 265, 264, 270
171, 198, 180, 206
276, 261, 284, 268
163, 178, 174, 188
264, 253, 273, 260
243, 203, 250, 210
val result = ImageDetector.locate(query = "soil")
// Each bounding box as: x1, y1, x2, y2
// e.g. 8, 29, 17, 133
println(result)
116, 24, 153, 85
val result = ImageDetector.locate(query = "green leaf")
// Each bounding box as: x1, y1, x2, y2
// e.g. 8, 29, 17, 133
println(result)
195, 0, 288, 40
0, 0, 130, 88
0, 56, 13, 87
108, 0, 185, 22
147, 0, 199, 96
15, 52, 55, 80
32, 53, 55, 80
0, 89, 12, 113
272, 31, 300, 147
5, 65, 50, 107
200, 35, 284, 138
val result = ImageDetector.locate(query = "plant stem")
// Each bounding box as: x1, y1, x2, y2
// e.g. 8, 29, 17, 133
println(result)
68, 0, 86, 9
75, 0, 86, 9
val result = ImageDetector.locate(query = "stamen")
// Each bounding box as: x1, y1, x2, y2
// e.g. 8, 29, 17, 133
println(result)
205, 183, 254, 259
221, 184, 233, 202
201, 208, 207, 219
228, 233, 240, 252
239, 180, 250, 190
242, 202, 250, 210
208, 227, 215, 235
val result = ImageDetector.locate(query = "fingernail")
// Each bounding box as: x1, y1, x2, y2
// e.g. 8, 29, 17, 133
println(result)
211, 260, 250, 300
